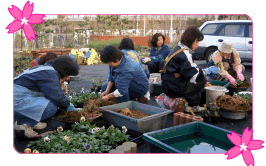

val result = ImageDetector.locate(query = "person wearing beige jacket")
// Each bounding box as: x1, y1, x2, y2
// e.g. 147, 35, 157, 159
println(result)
207, 40, 245, 86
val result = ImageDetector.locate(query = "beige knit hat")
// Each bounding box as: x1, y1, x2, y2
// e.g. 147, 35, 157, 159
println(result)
218, 40, 233, 53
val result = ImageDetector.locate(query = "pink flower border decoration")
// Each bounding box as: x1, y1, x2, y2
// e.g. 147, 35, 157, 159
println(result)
226, 127, 264, 166
6, 1, 45, 41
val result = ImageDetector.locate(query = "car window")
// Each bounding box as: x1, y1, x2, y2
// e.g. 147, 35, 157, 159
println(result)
218, 24, 245, 37
248, 25, 252, 37
201, 24, 222, 35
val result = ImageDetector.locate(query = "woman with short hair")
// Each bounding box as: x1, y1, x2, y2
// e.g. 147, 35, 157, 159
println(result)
143, 33, 170, 73
14, 56, 79, 138
119, 37, 150, 78
100, 46, 150, 104
157, 26, 206, 112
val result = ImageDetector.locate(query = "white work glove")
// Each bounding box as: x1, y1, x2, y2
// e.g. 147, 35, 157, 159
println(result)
142, 57, 151, 63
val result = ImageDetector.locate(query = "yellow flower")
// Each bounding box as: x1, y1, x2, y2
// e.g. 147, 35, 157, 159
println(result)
122, 126, 127, 133
24, 148, 31, 153
44, 136, 50, 143
57, 126, 63, 133
80, 116, 86, 122
64, 135, 69, 142
32, 149, 39, 153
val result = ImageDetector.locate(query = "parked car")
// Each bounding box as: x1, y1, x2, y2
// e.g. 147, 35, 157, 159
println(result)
193, 20, 252, 63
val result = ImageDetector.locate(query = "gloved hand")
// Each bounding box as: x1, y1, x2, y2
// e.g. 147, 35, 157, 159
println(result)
66, 103, 78, 112
142, 57, 151, 63
236, 68, 245, 81
225, 74, 237, 86
203, 66, 219, 75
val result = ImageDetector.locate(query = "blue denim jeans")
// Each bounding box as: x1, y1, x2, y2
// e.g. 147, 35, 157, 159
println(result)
101, 81, 146, 103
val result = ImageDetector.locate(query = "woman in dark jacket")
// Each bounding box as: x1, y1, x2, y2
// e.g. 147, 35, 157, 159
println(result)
14, 56, 79, 138
143, 33, 170, 73
157, 26, 206, 112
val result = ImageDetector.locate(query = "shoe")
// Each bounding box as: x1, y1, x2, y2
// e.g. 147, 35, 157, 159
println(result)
33, 122, 47, 130
14, 122, 39, 138
137, 97, 148, 104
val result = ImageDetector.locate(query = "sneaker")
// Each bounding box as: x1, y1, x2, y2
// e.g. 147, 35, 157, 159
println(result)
33, 122, 47, 130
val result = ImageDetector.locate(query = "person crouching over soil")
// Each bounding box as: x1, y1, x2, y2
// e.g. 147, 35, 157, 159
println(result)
30, 52, 71, 93
157, 26, 206, 113
14, 56, 80, 138
100, 45, 150, 104
207, 40, 245, 86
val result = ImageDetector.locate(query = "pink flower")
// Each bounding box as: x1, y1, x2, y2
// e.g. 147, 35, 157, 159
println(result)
6, 1, 45, 41
225, 127, 264, 166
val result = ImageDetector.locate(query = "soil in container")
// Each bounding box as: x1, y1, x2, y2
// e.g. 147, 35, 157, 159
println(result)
105, 108, 150, 119
215, 95, 251, 112
58, 98, 116, 123
227, 70, 251, 89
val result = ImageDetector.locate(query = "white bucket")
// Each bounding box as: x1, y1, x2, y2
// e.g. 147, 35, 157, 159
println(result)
205, 86, 229, 109
150, 73, 161, 81
149, 76, 157, 94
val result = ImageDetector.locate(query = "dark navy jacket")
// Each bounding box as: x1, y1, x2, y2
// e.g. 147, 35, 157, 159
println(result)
14, 63, 70, 109
150, 44, 170, 62
161, 45, 206, 99
108, 56, 149, 96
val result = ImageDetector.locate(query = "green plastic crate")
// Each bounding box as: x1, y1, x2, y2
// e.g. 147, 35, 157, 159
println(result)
143, 121, 236, 153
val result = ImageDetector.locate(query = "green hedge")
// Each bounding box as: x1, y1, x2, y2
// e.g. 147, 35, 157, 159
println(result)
85, 38, 150, 52
85, 38, 122, 51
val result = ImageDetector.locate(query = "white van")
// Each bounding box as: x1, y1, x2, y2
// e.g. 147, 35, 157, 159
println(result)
193, 20, 252, 63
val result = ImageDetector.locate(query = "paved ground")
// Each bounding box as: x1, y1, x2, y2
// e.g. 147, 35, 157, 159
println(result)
14, 61, 253, 153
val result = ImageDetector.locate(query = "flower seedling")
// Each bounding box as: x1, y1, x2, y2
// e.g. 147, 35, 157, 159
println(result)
215, 62, 221, 70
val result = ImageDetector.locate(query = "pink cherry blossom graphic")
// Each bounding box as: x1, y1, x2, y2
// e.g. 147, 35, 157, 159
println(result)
6, 1, 45, 41
225, 127, 264, 166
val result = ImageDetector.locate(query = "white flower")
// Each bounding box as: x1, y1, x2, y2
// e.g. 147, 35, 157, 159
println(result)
122, 126, 127, 133
98, 92, 101, 95
92, 92, 96, 95
75, 122, 79, 126
90, 128, 97, 134
73, 92, 76, 96
100, 126, 105, 130
103, 132, 107, 136
57, 126, 63, 132
94, 127, 100, 132
44, 136, 50, 143
69, 96, 72, 100
80, 116, 86, 122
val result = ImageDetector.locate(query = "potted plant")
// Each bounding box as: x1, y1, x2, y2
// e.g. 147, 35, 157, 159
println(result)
201, 108, 210, 123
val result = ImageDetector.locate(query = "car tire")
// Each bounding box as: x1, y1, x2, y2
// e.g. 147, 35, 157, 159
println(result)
205, 48, 217, 64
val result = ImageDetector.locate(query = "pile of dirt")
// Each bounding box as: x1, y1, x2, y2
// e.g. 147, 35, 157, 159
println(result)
105, 108, 150, 119
215, 95, 252, 112
58, 98, 116, 123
